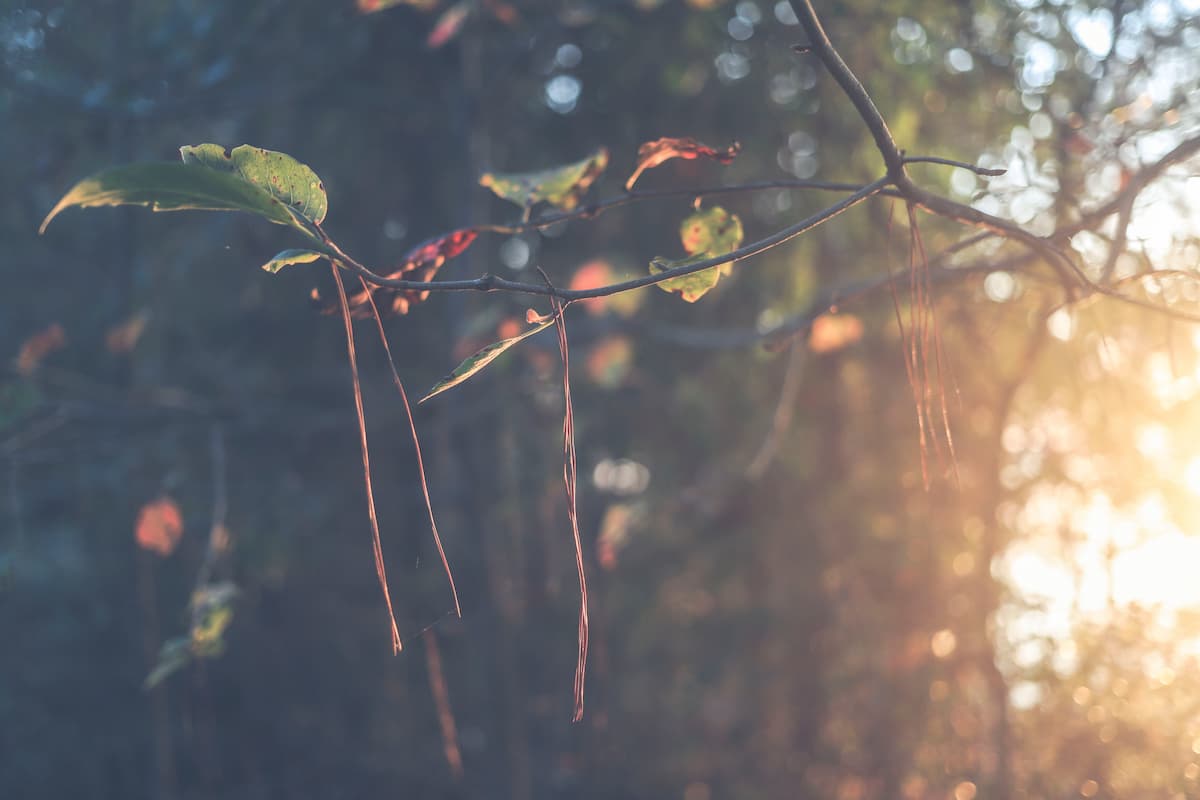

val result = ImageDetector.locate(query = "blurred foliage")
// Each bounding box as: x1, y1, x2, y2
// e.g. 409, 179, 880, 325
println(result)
4, 1, 1200, 799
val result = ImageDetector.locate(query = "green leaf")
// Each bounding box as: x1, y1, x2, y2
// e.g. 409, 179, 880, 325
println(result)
39, 163, 298, 234
262, 249, 324, 274
180, 144, 328, 230
144, 637, 192, 689
480, 148, 609, 211
650, 205, 744, 302
650, 254, 722, 303
679, 206, 743, 258
421, 319, 555, 403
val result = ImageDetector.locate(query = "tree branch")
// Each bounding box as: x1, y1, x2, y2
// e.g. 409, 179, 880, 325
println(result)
318, 178, 890, 301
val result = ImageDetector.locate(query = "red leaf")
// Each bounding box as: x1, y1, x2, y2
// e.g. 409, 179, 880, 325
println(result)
136, 496, 184, 557
625, 137, 740, 190
324, 228, 478, 318
427, 2, 471, 49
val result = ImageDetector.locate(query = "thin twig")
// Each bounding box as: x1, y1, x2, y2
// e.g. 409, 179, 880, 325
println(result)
537, 269, 588, 722
317, 179, 889, 300
359, 278, 462, 619
331, 263, 403, 654
903, 155, 1006, 177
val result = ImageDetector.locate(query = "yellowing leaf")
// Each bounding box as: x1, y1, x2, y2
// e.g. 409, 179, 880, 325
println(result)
180, 144, 328, 229
625, 137, 740, 190
650, 254, 722, 302
421, 318, 556, 403
480, 148, 609, 211
136, 496, 184, 557
261, 249, 324, 274
650, 205, 744, 302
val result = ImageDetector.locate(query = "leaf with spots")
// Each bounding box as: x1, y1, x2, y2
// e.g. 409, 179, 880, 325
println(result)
420, 317, 556, 403
649, 254, 723, 303
625, 137, 740, 190
39, 163, 299, 234
261, 249, 324, 274
180, 144, 328, 234
650, 205, 744, 302
480, 148, 609, 212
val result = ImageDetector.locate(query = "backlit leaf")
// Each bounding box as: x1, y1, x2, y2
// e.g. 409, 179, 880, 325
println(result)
333, 229, 478, 317
625, 137, 740, 190
480, 148, 609, 211
262, 249, 324, 274
650, 254, 722, 303
650, 205, 744, 302
427, 2, 471, 48
136, 496, 184, 557
180, 144, 328, 231
680, 205, 743, 257
421, 318, 556, 403
143, 582, 237, 689
40, 163, 297, 234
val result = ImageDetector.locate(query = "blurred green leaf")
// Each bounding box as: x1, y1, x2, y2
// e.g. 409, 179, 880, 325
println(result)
144, 582, 237, 689
421, 318, 555, 403
144, 638, 192, 689
480, 148, 609, 211
261, 249, 324, 274
40, 163, 298, 234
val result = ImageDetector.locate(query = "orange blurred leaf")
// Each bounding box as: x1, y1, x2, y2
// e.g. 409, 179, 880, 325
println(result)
497, 316, 523, 340
136, 496, 184, 556
625, 137, 740, 190
106, 311, 149, 354
586, 335, 634, 388
427, 2, 471, 48
570, 260, 615, 316
808, 313, 864, 354
16, 323, 66, 375
596, 503, 634, 570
